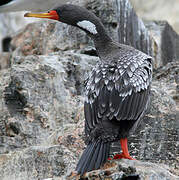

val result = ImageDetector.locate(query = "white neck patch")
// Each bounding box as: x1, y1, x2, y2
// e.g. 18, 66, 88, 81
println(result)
77, 20, 98, 35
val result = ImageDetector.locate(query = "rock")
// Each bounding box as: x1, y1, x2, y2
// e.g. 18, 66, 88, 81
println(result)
145, 20, 179, 68
0, 12, 37, 52
130, 0, 179, 34
79, 159, 179, 180
114, 0, 152, 55
0, 54, 178, 179
0, 52, 11, 70
0, 145, 77, 180
10, 0, 179, 69
0, 52, 99, 154
85, 0, 152, 55
153, 61, 179, 102
9, 0, 152, 57
10, 21, 90, 55
0, 0, 85, 52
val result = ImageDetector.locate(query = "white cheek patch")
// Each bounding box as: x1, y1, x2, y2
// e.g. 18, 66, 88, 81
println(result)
77, 20, 98, 34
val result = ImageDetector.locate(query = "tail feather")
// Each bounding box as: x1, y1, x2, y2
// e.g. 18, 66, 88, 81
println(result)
88, 141, 101, 171
78, 141, 97, 172
105, 142, 110, 161
101, 142, 107, 164
76, 140, 110, 175
95, 142, 104, 169
76, 141, 97, 174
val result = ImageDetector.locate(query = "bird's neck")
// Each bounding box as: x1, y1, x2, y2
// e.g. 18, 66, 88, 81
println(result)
74, 9, 114, 60
89, 22, 114, 60
93, 38, 113, 60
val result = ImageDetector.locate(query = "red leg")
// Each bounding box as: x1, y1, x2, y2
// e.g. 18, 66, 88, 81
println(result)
113, 138, 135, 160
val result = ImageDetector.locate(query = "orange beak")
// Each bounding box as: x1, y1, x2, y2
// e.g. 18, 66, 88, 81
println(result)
24, 10, 59, 21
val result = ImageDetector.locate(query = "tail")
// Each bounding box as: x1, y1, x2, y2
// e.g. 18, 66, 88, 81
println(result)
76, 140, 110, 175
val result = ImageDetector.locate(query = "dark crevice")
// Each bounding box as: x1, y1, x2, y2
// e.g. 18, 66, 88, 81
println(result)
2, 37, 12, 52
65, 62, 84, 95
4, 81, 27, 115
121, 175, 140, 180
82, 48, 97, 56
111, 22, 118, 29
7, 122, 21, 137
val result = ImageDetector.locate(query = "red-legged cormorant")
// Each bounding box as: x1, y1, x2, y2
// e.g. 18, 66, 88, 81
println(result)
24, 4, 153, 175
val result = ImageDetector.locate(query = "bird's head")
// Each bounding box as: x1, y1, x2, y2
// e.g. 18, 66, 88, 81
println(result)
24, 4, 102, 36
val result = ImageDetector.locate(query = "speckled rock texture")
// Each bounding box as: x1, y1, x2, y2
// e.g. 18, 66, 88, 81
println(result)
0, 52, 11, 70
0, 0, 178, 179
75, 159, 179, 180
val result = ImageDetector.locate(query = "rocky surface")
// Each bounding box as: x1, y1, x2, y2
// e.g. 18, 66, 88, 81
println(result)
77, 159, 179, 180
1, 0, 179, 68
130, 0, 179, 34
0, 0, 85, 52
145, 20, 179, 68
0, 0, 179, 179
9, 0, 152, 56
1, 0, 152, 55
0, 52, 11, 70
0, 12, 37, 52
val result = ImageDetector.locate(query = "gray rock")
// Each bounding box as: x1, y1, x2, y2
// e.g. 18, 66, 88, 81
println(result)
0, 0, 84, 52
0, 54, 178, 179
0, 12, 37, 52
130, 0, 179, 34
82, 159, 179, 180
10, 0, 179, 70
114, 0, 152, 55
10, 21, 90, 55
145, 21, 179, 68
0, 145, 77, 180
0, 52, 11, 70
0, 52, 98, 154
9, 0, 152, 57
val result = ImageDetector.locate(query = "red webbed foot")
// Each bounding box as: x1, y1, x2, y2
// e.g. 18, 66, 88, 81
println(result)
108, 138, 136, 160
108, 153, 135, 160
113, 153, 135, 160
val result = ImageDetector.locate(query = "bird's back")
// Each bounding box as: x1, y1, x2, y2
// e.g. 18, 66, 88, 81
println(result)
84, 42, 153, 141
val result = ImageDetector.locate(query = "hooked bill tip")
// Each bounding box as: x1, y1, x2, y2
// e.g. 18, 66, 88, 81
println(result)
24, 13, 30, 17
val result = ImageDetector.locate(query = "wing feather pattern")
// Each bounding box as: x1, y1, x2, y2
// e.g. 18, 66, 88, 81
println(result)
84, 52, 152, 135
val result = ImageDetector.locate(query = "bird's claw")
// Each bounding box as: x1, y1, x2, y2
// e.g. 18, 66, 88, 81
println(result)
108, 153, 135, 160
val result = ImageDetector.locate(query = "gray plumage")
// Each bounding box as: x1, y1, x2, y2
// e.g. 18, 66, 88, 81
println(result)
84, 43, 152, 137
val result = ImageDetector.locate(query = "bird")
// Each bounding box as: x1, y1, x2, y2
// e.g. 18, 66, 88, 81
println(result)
24, 4, 153, 175
0, 0, 69, 13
